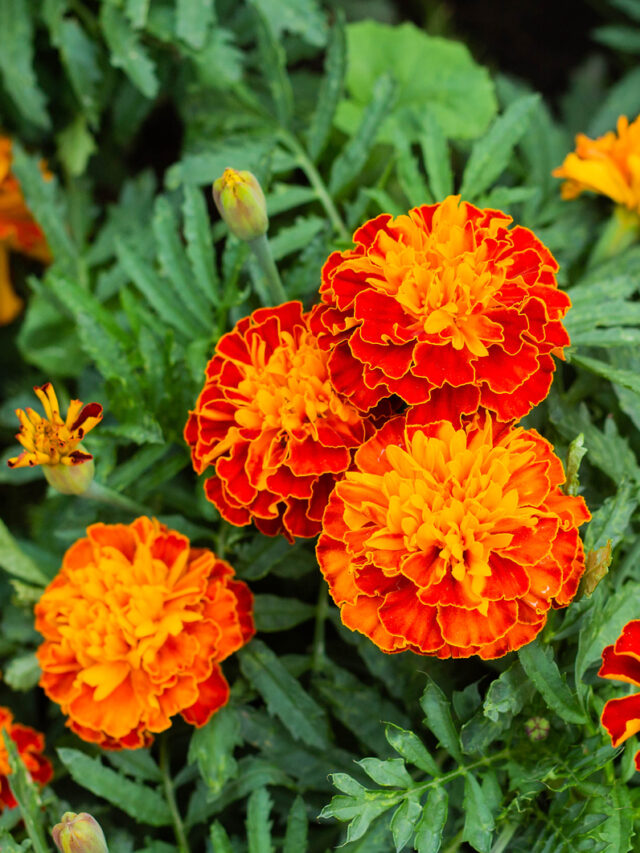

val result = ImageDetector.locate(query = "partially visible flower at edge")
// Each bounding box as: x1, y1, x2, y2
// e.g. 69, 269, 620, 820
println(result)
52, 811, 109, 853
0, 135, 51, 325
0, 705, 53, 810
317, 409, 590, 660
553, 115, 640, 213
185, 300, 374, 541
7, 382, 102, 495
599, 619, 640, 771
310, 195, 570, 423
36, 516, 255, 749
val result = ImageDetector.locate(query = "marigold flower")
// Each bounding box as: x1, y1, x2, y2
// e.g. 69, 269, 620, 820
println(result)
317, 412, 590, 659
184, 301, 373, 540
310, 195, 570, 422
8, 382, 102, 473
553, 115, 640, 213
599, 619, 640, 771
0, 706, 53, 809
0, 135, 50, 325
35, 517, 254, 749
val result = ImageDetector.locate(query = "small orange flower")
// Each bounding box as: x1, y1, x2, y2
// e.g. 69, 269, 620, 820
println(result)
185, 301, 373, 540
599, 620, 640, 771
317, 412, 590, 659
0, 135, 50, 325
310, 196, 571, 422
7, 382, 102, 470
0, 706, 53, 809
553, 115, 640, 212
35, 517, 254, 749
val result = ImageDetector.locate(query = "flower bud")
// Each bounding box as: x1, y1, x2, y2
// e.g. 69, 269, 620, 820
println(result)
212, 167, 268, 242
43, 456, 95, 495
524, 716, 550, 742
52, 812, 108, 853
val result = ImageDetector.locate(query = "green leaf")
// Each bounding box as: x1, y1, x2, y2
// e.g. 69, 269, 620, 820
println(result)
253, 594, 315, 632
594, 24, 640, 53
176, 0, 215, 49
565, 434, 587, 497
584, 479, 638, 552
459, 94, 540, 199
270, 216, 325, 261
598, 782, 634, 852
462, 773, 494, 853
575, 582, 640, 684
166, 137, 273, 188
307, 10, 346, 161
3, 653, 41, 692
53, 18, 103, 126
57, 748, 171, 826
210, 822, 234, 853
0, 519, 49, 586
420, 113, 453, 200
3, 731, 50, 853
283, 796, 308, 853
420, 677, 463, 763
395, 132, 432, 206
336, 21, 496, 143
188, 705, 241, 795
105, 749, 162, 784
252, 5, 293, 127
483, 662, 533, 723
0, 829, 30, 852
246, 788, 273, 853
183, 185, 220, 306
329, 74, 396, 195
0, 0, 49, 128
238, 640, 330, 749
384, 724, 440, 776
518, 639, 586, 724
101, 3, 159, 98
414, 787, 448, 853
250, 0, 327, 47
570, 352, 640, 397
357, 758, 414, 789
588, 67, 640, 137
390, 796, 422, 853
57, 115, 96, 176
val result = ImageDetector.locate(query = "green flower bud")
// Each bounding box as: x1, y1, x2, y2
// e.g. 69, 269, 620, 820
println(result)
212, 167, 268, 242
52, 812, 108, 853
43, 455, 95, 495
524, 716, 550, 742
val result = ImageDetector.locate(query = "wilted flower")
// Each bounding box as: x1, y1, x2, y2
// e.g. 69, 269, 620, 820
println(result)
185, 301, 373, 540
553, 115, 640, 213
7, 383, 102, 494
310, 195, 570, 422
212, 167, 268, 242
36, 517, 254, 749
0, 706, 53, 810
599, 619, 640, 771
52, 812, 108, 853
317, 411, 590, 659
0, 135, 50, 325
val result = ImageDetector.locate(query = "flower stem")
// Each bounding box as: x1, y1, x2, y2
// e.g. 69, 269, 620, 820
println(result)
312, 584, 329, 672
588, 204, 640, 267
490, 823, 518, 853
248, 234, 288, 304
81, 480, 149, 515
160, 733, 191, 853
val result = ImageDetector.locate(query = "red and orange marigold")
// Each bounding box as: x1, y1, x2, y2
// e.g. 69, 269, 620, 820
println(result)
0, 706, 52, 809
317, 411, 590, 659
35, 517, 254, 749
599, 620, 640, 771
310, 195, 571, 422
185, 301, 373, 540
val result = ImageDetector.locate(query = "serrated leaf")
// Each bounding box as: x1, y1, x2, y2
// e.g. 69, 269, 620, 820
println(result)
57, 115, 96, 176
0, 520, 49, 586
3, 653, 41, 692
183, 185, 220, 306
253, 594, 315, 632
0, 0, 49, 128
571, 352, 640, 397
462, 773, 494, 853
176, 0, 215, 49
390, 796, 422, 853
584, 479, 637, 552
384, 724, 439, 776
251, 4, 293, 127
565, 434, 587, 497
329, 74, 396, 195
283, 795, 308, 853
395, 132, 432, 206
420, 678, 463, 763
238, 640, 330, 749
519, 639, 586, 724
3, 732, 49, 852
101, 3, 159, 98
105, 749, 162, 784
414, 787, 448, 853
58, 748, 170, 826
357, 758, 413, 789
210, 821, 234, 853
246, 788, 273, 853
251, 0, 327, 46
588, 67, 640, 137
575, 582, 640, 684
420, 113, 453, 200
460, 94, 539, 199
307, 10, 346, 161
188, 705, 241, 795
483, 662, 532, 723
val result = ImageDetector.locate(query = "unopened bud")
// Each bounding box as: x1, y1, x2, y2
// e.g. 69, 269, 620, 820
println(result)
52, 812, 108, 853
524, 716, 550, 741
212, 167, 268, 242
43, 456, 95, 495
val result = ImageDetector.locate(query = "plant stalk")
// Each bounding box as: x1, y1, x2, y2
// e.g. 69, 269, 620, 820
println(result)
160, 733, 191, 853
248, 234, 287, 304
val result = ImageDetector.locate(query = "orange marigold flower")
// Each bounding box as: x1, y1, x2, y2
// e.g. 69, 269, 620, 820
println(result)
317, 412, 590, 659
310, 195, 570, 422
599, 620, 640, 771
0, 706, 53, 809
7, 382, 102, 470
0, 135, 51, 325
553, 115, 640, 212
35, 517, 254, 749
184, 301, 373, 540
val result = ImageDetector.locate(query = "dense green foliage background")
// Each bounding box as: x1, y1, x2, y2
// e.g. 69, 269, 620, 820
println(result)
3, 0, 640, 850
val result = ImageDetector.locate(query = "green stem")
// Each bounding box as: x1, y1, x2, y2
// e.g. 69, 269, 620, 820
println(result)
442, 829, 464, 853
312, 584, 329, 672
491, 822, 518, 853
588, 205, 640, 267
81, 480, 149, 515
160, 734, 191, 853
248, 234, 287, 304
280, 131, 350, 242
